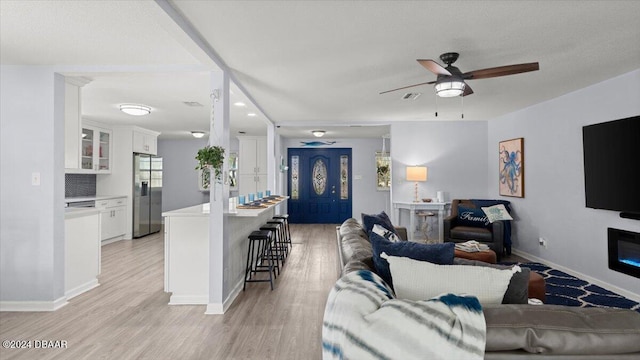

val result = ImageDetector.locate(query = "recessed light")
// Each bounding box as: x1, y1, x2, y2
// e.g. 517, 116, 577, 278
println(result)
120, 104, 151, 116
191, 131, 205, 138
247, 113, 257, 117
312, 130, 326, 137
233, 102, 246, 107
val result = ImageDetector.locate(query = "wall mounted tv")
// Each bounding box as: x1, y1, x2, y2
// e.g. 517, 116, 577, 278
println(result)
582, 115, 640, 219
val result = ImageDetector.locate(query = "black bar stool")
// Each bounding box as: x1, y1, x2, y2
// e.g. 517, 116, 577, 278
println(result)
267, 218, 288, 259
243, 230, 276, 291
273, 214, 292, 250
260, 224, 284, 269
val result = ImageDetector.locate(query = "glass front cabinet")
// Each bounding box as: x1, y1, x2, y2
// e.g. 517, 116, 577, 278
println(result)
81, 124, 111, 173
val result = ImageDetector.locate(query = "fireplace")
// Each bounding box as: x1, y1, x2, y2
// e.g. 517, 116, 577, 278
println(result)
608, 228, 640, 278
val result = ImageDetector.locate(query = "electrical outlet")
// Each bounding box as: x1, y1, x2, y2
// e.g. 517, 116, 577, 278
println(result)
538, 237, 547, 248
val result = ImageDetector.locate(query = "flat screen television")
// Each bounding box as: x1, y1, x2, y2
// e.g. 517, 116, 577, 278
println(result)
582, 115, 640, 218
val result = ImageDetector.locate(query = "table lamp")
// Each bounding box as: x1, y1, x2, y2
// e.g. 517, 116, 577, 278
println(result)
406, 166, 427, 202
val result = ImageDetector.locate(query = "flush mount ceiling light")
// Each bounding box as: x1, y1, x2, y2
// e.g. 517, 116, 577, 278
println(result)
434, 77, 466, 98
312, 130, 326, 137
191, 131, 205, 138
247, 112, 257, 117
120, 104, 151, 116
233, 102, 246, 107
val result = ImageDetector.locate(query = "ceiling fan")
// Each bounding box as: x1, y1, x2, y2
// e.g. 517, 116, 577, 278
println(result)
380, 52, 539, 97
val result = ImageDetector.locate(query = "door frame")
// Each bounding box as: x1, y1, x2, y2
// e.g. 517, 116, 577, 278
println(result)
287, 147, 352, 223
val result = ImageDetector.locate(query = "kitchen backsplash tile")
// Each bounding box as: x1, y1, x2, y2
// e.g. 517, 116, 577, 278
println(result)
65, 174, 96, 197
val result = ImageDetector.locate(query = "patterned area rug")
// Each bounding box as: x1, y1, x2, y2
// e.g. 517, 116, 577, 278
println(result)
516, 262, 640, 312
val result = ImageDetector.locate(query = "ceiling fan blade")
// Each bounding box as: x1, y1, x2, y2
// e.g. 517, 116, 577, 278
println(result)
379, 80, 436, 95
463, 62, 539, 80
417, 59, 451, 76
463, 83, 474, 96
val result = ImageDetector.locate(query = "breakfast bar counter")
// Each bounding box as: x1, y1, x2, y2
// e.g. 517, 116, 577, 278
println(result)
162, 197, 287, 309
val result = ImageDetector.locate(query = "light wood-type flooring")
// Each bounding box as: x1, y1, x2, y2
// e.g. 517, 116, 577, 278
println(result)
0, 223, 528, 360
0, 224, 340, 360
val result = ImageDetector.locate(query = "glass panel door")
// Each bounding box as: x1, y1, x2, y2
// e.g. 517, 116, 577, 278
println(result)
98, 131, 110, 171
81, 128, 94, 170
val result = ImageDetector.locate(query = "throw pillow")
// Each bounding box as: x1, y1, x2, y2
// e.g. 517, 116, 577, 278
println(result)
457, 206, 490, 228
361, 211, 398, 237
382, 253, 518, 305
481, 204, 514, 223
371, 224, 401, 243
453, 258, 530, 304
370, 232, 454, 288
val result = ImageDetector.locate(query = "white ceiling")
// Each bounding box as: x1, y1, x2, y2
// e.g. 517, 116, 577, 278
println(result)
2, 1, 639, 140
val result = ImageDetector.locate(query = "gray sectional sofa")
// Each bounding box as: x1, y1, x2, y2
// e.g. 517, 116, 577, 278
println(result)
325, 218, 640, 359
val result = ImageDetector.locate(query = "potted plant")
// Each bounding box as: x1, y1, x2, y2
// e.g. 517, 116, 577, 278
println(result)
195, 145, 225, 183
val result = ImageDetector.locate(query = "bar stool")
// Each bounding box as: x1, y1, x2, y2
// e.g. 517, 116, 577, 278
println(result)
243, 230, 276, 291
273, 214, 292, 250
267, 218, 288, 259
260, 223, 284, 269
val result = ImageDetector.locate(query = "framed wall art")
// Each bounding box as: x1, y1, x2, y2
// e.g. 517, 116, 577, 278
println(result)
499, 137, 524, 197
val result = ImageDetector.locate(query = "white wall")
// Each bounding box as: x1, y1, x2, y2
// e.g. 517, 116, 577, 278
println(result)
390, 121, 489, 205
157, 137, 240, 212
0, 67, 66, 305
157, 139, 210, 212
488, 69, 640, 295
283, 138, 391, 219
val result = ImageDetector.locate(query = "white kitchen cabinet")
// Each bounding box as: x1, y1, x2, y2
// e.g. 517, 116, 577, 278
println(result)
96, 197, 127, 242
64, 81, 81, 170
238, 136, 268, 195
65, 208, 100, 299
80, 122, 112, 174
133, 128, 159, 155
239, 174, 267, 195
64, 76, 91, 172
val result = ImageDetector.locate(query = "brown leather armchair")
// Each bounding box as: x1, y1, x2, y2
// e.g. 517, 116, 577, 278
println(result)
444, 199, 505, 261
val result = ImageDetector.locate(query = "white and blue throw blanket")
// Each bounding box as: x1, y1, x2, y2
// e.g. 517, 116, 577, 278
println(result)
322, 270, 486, 360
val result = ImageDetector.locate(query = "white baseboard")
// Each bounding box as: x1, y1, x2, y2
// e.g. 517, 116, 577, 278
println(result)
205, 303, 223, 314
65, 279, 100, 300
168, 294, 208, 305
512, 249, 640, 303
0, 296, 68, 312
223, 279, 243, 313
204, 280, 243, 315
101, 236, 125, 246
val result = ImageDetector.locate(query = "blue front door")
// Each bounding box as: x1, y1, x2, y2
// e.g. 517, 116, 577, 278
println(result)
287, 148, 352, 224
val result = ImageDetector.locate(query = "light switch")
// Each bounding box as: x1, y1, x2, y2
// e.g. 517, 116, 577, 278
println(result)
32, 172, 41, 186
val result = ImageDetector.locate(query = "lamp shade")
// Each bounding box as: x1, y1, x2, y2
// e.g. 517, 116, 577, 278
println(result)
434, 79, 465, 97
406, 166, 427, 182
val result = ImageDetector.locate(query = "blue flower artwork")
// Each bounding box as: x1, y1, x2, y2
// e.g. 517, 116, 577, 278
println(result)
300, 141, 337, 147
499, 138, 524, 197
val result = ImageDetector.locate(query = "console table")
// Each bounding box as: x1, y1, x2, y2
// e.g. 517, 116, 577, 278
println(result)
393, 202, 451, 242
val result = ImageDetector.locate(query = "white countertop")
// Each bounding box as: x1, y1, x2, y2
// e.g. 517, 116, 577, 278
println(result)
65, 207, 101, 219
65, 195, 127, 203
163, 197, 288, 218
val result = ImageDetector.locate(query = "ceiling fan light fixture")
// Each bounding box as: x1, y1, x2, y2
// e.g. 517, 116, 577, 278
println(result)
312, 130, 326, 137
434, 79, 466, 97
191, 131, 205, 138
120, 104, 151, 116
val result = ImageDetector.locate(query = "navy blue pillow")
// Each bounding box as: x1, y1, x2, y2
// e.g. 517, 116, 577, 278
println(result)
361, 211, 398, 237
457, 206, 490, 228
370, 232, 454, 288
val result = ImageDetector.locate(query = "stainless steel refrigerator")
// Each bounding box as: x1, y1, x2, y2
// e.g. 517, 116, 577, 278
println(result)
133, 154, 162, 238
